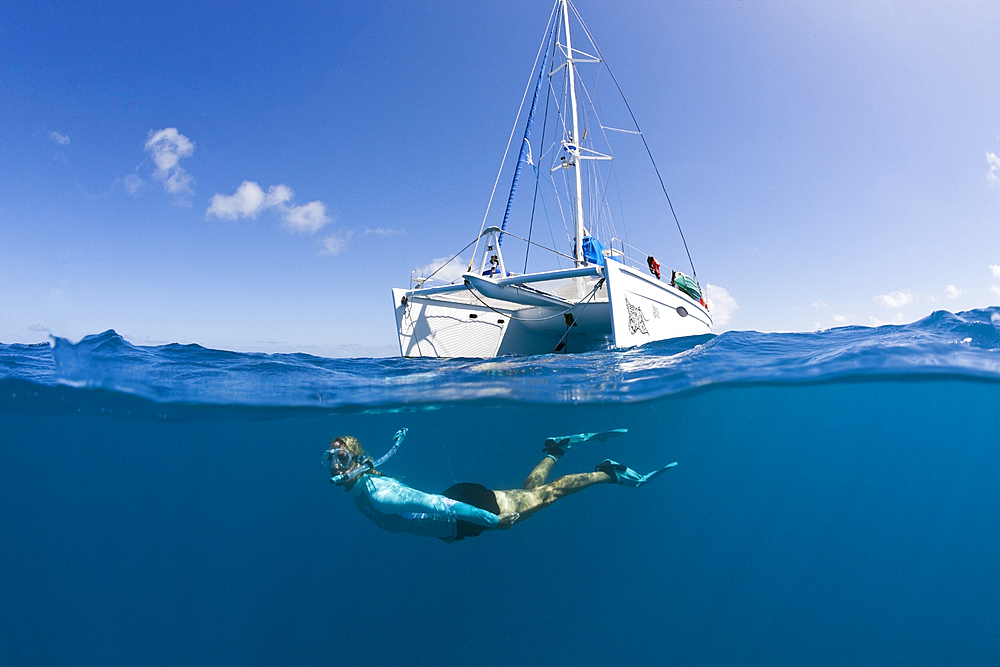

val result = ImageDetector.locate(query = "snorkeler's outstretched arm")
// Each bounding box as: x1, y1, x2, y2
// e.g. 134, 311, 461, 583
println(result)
363, 477, 499, 528
448, 500, 502, 528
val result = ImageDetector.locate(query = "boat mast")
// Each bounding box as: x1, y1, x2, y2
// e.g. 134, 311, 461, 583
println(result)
560, 0, 586, 267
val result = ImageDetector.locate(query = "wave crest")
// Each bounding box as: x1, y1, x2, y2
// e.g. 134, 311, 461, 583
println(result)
2, 308, 999, 408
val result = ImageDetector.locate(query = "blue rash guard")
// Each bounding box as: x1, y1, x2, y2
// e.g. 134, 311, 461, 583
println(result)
350, 474, 499, 542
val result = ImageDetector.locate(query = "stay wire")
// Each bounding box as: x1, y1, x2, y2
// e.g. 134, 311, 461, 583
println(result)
525, 54, 555, 274
501, 229, 576, 262
415, 236, 480, 285
571, 2, 698, 281
470, 1, 560, 270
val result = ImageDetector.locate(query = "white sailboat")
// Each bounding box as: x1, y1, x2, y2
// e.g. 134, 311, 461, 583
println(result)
392, 0, 712, 358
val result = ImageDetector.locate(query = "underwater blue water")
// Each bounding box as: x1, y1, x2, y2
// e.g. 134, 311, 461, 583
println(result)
3, 308, 1000, 666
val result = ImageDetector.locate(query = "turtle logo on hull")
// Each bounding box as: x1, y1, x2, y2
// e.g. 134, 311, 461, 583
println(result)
625, 296, 649, 335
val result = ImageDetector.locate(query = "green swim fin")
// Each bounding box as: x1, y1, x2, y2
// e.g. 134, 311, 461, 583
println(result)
595, 459, 677, 487
543, 429, 628, 457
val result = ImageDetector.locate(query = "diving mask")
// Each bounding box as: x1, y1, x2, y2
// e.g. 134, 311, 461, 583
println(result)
323, 447, 355, 470
325, 428, 408, 485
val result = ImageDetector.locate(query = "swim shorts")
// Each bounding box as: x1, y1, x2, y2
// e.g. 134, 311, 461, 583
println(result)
442, 482, 501, 540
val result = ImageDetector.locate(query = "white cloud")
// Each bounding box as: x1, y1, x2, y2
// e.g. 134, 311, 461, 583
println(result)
416, 256, 468, 284
145, 128, 193, 172
875, 290, 914, 309
832, 314, 852, 325
365, 227, 404, 236
283, 200, 330, 233
811, 300, 829, 309
206, 181, 291, 220
207, 180, 331, 234
49, 131, 69, 146
208, 181, 267, 219
945, 284, 964, 299
704, 283, 739, 327
320, 231, 353, 256
123, 174, 143, 194
144, 128, 194, 194
991, 285, 1000, 298
988, 152, 1000, 187
27, 324, 50, 332
266, 184, 293, 208
163, 170, 194, 194
990, 265, 1000, 278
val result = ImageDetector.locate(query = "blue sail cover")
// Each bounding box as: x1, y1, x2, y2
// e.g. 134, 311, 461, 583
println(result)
582, 236, 606, 267
499, 20, 555, 247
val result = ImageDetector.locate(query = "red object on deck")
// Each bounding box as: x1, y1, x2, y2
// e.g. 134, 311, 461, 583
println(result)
646, 256, 661, 280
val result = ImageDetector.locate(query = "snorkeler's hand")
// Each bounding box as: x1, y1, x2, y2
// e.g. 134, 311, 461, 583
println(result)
497, 512, 519, 529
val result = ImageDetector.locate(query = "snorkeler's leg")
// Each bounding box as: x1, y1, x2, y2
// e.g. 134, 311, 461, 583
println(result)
523, 454, 558, 490
498, 470, 614, 520
524, 429, 628, 489
523, 429, 627, 490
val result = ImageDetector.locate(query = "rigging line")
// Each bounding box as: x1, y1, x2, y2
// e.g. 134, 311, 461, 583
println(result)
551, 278, 605, 353
500, 229, 576, 262
571, 2, 698, 281
611, 159, 631, 261
415, 235, 480, 286
525, 62, 555, 274
541, 189, 562, 270
470, 1, 560, 270
576, 74, 615, 159
531, 150, 563, 269
500, 9, 557, 248
551, 62, 569, 138
461, 275, 604, 323
566, 69, 617, 242
601, 126, 641, 134
554, 168, 573, 249
598, 159, 617, 239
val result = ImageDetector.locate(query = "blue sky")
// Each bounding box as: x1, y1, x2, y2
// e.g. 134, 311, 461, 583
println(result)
2, 0, 999, 356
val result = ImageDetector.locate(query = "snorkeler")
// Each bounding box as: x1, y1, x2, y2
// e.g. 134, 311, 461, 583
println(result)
324, 428, 676, 542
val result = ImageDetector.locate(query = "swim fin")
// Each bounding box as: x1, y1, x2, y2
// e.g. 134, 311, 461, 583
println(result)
543, 429, 628, 457
595, 459, 677, 487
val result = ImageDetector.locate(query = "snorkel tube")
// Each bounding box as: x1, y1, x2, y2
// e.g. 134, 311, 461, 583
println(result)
329, 428, 408, 485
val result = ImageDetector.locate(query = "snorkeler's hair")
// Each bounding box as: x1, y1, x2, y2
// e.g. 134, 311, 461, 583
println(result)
330, 435, 383, 476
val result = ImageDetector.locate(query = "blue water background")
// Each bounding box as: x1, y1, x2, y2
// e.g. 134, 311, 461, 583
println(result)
2, 309, 1000, 665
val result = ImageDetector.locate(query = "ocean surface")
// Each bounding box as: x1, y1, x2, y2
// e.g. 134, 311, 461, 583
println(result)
3, 308, 1000, 666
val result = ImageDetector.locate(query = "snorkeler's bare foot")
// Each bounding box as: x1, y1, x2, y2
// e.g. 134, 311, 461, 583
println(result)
497, 512, 519, 529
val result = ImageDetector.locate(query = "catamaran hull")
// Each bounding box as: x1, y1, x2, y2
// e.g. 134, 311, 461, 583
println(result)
392, 263, 712, 358
392, 288, 511, 358
604, 260, 712, 345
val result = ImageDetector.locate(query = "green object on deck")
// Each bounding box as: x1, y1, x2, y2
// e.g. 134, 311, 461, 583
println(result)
672, 270, 702, 301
